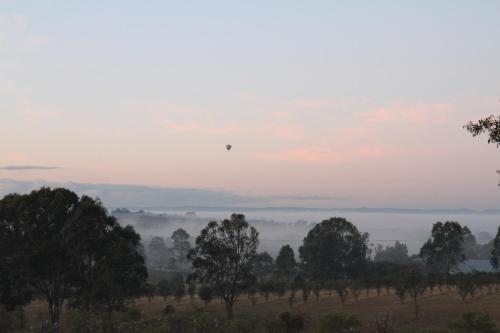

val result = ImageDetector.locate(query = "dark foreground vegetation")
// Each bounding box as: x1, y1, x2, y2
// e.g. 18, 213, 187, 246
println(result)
2, 187, 500, 332
1, 115, 499, 332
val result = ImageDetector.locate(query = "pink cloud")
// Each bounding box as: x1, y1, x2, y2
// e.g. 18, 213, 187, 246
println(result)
291, 97, 371, 110
255, 145, 387, 164
162, 119, 240, 135
204, 124, 241, 135
361, 102, 454, 125
0, 81, 15, 94
162, 120, 201, 133
270, 125, 305, 141
6, 153, 29, 163
17, 99, 59, 119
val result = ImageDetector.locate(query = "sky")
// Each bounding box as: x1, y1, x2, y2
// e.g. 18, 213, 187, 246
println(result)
1, 1, 500, 209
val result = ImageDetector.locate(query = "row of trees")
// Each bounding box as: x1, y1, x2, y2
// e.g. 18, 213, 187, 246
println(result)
185, 214, 500, 320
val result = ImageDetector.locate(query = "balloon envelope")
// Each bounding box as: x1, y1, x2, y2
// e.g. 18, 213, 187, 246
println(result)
226, 145, 232, 151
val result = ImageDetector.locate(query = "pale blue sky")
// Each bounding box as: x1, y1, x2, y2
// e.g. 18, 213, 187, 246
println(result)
1, 1, 499, 208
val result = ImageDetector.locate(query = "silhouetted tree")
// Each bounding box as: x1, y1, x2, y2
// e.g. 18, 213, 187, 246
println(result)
404, 267, 426, 319
259, 281, 274, 301
170, 273, 186, 303
198, 285, 214, 306
247, 285, 258, 306
251, 252, 274, 283
395, 279, 406, 304
273, 280, 287, 299
275, 245, 297, 282
334, 280, 349, 305
455, 274, 477, 303
66, 196, 147, 310
374, 241, 410, 265
490, 227, 500, 269
171, 228, 191, 272
142, 283, 156, 302
299, 217, 369, 281
311, 281, 322, 301
420, 221, 468, 274
148, 237, 170, 270
187, 279, 196, 302
188, 214, 259, 319
350, 280, 363, 303
0, 194, 32, 311
157, 279, 171, 301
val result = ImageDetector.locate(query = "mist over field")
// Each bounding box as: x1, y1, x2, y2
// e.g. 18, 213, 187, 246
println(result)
113, 208, 499, 256
2, 178, 498, 255
1, 178, 498, 255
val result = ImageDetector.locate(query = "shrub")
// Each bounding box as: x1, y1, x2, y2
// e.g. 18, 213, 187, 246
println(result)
163, 304, 176, 316
188, 280, 197, 302
318, 313, 361, 333
170, 273, 186, 303
288, 287, 297, 308
157, 279, 171, 301
198, 285, 214, 306
0, 306, 25, 333
273, 280, 287, 298
350, 280, 363, 302
68, 308, 143, 333
224, 318, 257, 333
455, 274, 476, 303
449, 311, 497, 333
395, 281, 406, 304
334, 280, 349, 305
247, 285, 258, 306
367, 314, 396, 333
264, 312, 308, 333
312, 282, 322, 301
259, 281, 274, 301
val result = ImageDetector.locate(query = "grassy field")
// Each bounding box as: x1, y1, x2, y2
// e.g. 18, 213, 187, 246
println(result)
24, 288, 500, 332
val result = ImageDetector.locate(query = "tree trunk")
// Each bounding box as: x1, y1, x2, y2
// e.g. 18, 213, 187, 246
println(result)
48, 299, 63, 332
413, 297, 419, 320
225, 300, 234, 320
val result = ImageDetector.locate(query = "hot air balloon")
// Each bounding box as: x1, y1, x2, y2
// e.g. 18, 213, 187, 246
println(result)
226, 145, 232, 152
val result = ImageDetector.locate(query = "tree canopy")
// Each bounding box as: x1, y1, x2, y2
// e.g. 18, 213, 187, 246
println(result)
374, 241, 410, 265
464, 115, 500, 146
171, 228, 191, 272
251, 252, 274, 283
275, 245, 297, 282
491, 227, 500, 269
188, 214, 259, 319
299, 217, 370, 281
420, 221, 468, 274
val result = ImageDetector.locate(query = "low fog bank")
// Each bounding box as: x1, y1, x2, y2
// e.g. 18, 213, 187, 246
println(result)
2, 179, 498, 255
113, 208, 499, 256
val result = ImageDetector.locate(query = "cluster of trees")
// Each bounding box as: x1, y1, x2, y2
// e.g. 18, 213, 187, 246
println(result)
146, 229, 191, 273
0, 188, 148, 328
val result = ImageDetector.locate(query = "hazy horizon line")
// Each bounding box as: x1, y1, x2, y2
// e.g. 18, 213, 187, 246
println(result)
1, 178, 499, 213
115, 205, 500, 215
